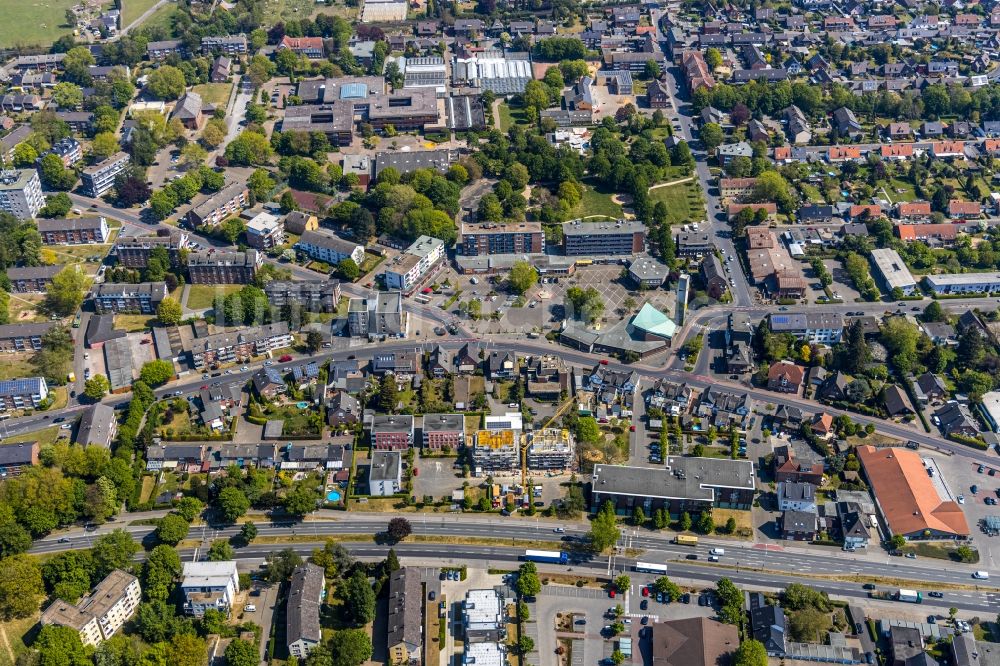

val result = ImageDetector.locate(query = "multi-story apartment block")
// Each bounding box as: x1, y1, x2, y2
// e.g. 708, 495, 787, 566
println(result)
468, 412, 524, 471
245, 211, 286, 249
80, 152, 130, 198
0, 169, 44, 219
113, 232, 188, 268
0, 377, 48, 411
768, 312, 845, 344
368, 414, 415, 450
200, 34, 248, 54
7, 265, 60, 293
37, 216, 109, 244
382, 235, 445, 291
460, 222, 544, 255
719, 177, 757, 202
387, 568, 423, 666
286, 564, 325, 659
279, 35, 325, 59
180, 561, 240, 616
562, 219, 645, 256
146, 39, 184, 60
45, 137, 82, 166
189, 322, 292, 369
264, 280, 341, 312
187, 249, 262, 284
347, 291, 407, 339
369, 450, 402, 496
0, 323, 54, 352
526, 428, 575, 470
421, 413, 465, 450
186, 181, 249, 227
93, 282, 168, 314
296, 229, 365, 266
41, 570, 141, 647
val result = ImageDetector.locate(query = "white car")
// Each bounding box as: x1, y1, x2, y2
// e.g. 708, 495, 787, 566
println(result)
173, 390, 182, 396
244, 604, 256, 612
553, 527, 565, 533
59, 424, 73, 430
958, 495, 966, 504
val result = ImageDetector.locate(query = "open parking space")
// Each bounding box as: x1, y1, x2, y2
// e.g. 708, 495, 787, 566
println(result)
824, 259, 862, 303
413, 456, 465, 502
928, 451, 1000, 569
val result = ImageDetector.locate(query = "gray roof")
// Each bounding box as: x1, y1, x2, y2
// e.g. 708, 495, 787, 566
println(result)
36, 217, 105, 233
7, 265, 61, 281
387, 568, 422, 650
592, 457, 755, 502
75, 403, 116, 448
287, 563, 325, 648
422, 413, 464, 433
370, 450, 401, 482
769, 312, 844, 332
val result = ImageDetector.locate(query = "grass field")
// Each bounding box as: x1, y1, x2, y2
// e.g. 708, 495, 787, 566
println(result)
261, 0, 355, 23
121, 0, 159, 27
140, 2, 178, 33
3, 426, 61, 448
0, 355, 36, 382
186, 284, 241, 310
191, 82, 234, 106
572, 182, 623, 219
115, 314, 156, 332
7, 293, 46, 323
0, 613, 40, 666
649, 180, 705, 225
0, 0, 76, 49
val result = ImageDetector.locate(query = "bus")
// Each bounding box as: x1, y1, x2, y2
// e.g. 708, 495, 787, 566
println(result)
634, 562, 668, 575
575, 259, 593, 266
675, 535, 698, 546
522, 550, 569, 565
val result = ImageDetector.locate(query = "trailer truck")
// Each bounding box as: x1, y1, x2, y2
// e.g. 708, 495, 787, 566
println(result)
869, 589, 922, 603
522, 550, 569, 565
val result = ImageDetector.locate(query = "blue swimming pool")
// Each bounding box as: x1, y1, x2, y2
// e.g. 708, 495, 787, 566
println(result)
326, 490, 341, 502
296, 401, 309, 409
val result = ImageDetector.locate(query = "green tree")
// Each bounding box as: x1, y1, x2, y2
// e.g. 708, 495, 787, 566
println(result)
588, 501, 620, 552
508, 260, 538, 295
34, 625, 89, 666
329, 629, 373, 666
653, 576, 683, 601
697, 511, 715, 534
216, 486, 250, 523
143, 544, 182, 602
339, 570, 376, 625
225, 130, 273, 166
39, 192, 73, 218
614, 574, 631, 592
91, 530, 139, 580
147, 65, 187, 100
734, 640, 769, 666
11, 143, 38, 168
225, 639, 258, 666
0, 554, 43, 620
44, 266, 87, 316
248, 169, 276, 200
155, 513, 190, 545
378, 374, 398, 413
516, 561, 541, 597
338, 258, 360, 281
705, 47, 723, 71
62, 47, 95, 85
171, 634, 207, 666
139, 359, 174, 386
679, 511, 692, 532
0, 522, 30, 560
283, 483, 319, 517
208, 539, 235, 562
306, 330, 324, 353
157, 296, 183, 325
517, 636, 535, 655
89, 132, 119, 160
575, 416, 601, 444
699, 123, 724, 151
174, 497, 203, 522
83, 374, 110, 401
241, 521, 258, 543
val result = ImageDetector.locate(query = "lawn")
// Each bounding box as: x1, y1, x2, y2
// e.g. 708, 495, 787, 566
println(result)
186, 284, 241, 310
115, 314, 156, 332
572, 182, 623, 219
3, 426, 61, 448
140, 2, 179, 33
261, 0, 355, 23
359, 251, 384, 276
497, 102, 528, 132
138, 475, 156, 504
0, 612, 40, 666
263, 403, 321, 437
0, 355, 35, 381
191, 83, 234, 107
648, 180, 705, 225
7, 293, 45, 323
0, 0, 76, 49
121, 0, 159, 27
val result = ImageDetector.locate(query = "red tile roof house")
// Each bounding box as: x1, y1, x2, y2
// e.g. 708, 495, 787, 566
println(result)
766, 361, 804, 394
948, 200, 982, 219
896, 201, 932, 219
279, 36, 325, 59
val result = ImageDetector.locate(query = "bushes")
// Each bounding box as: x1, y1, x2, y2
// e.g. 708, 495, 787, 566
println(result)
949, 433, 989, 450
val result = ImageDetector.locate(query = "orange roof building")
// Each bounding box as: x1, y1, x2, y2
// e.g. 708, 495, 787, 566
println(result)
895, 223, 958, 242
857, 445, 970, 539
881, 144, 913, 159
828, 146, 862, 161
897, 201, 932, 218
849, 204, 882, 220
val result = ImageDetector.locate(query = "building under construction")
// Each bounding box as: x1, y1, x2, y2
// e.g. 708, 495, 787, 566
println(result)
526, 429, 575, 470
468, 427, 521, 472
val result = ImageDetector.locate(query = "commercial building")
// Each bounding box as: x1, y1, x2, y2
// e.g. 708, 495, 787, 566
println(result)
591, 457, 756, 516
189, 322, 292, 369
286, 563, 325, 659
187, 249, 262, 284
37, 216, 109, 244
375, 149, 455, 179
180, 561, 240, 616
0, 322, 54, 352
41, 570, 141, 647
0, 169, 44, 219
103, 337, 135, 391
0, 377, 48, 411
924, 272, 1000, 295
186, 181, 249, 227
7, 265, 60, 293
675, 233, 713, 258
651, 617, 739, 666
113, 232, 188, 268
369, 450, 402, 495
460, 222, 544, 255
871, 248, 917, 295
462, 643, 506, 666
562, 219, 645, 256
348, 291, 407, 339
526, 428, 575, 470
75, 403, 117, 449
387, 568, 423, 666
452, 51, 532, 94
421, 413, 465, 450
383, 235, 445, 291
81, 152, 130, 198
463, 588, 505, 642
857, 445, 969, 540
264, 280, 341, 313
280, 88, 442, 139
93, 282, 168, 314
768, 312, 845, 344
245, 211, 286, 250
296, 229, 366, 266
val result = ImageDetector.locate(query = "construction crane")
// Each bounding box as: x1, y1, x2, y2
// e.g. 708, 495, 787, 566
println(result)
522, 395, 577, 488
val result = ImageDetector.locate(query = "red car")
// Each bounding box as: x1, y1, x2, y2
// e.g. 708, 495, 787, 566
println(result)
641, 586, 649, 597
600, 359, 609, 365
609, 589, 616, 598
421, 287, 432, 294
200, 385, 208, 390
629, 425, 636, 432
279, 354, 293, 362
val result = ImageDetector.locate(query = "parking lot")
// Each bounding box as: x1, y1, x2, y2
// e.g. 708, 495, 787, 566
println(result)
929, 451, 1000, 569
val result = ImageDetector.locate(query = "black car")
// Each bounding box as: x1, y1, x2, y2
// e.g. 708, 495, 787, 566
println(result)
640, 599, 648, 610
928, 591, 944, 598
698, 595, 708, 606
862, 583, 876, 590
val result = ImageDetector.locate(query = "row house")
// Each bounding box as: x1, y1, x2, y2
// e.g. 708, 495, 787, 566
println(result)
0, 323, 54, 352
7, 265, 60, 293
0, 377, 48, 411
37, 216, 108, 245
189, 322, 292, 369
93, 282, 168, 315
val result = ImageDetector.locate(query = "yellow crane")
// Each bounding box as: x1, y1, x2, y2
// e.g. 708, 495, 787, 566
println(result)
522, 395, 577, 488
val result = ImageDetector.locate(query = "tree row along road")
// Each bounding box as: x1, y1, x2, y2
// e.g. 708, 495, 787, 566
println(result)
31, 516, 995, 589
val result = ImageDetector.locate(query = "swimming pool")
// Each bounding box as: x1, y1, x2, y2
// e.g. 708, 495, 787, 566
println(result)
326, 490, 342, 502
296, 401, 309, 409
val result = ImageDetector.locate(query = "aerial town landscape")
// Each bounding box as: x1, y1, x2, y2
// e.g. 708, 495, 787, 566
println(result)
3, 0, 1000, 664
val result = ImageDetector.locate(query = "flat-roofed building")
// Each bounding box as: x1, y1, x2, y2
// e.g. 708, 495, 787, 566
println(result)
375, 149, 455, 179
264, 280, 340, 312
629, 257, 669, 289
245, 211, 286, 249
80, 152, 129, 198
422, 413, 464, 449
526, 428, 575, 470
369, 450, 402, 495
871, 248, 917, 295
93, 282, 168, 314
768, 312, 845, 344
187, 249, 261, 284
383, 235, 445, 291
387, 568, 423, 665
348, 291, 406, 339
369, 414, 414, 450
189, 322, 292, 369
180, 561, 240, 616
41, 570, 141, 647
562, 219, 645, 256
591, 457, 756, 515
460, 222, 544, 255
0, 169, 44, 219
925, 272, 1000, 295
37, 216, 108, 244
201, 34, 248, 54
464, 588, 505, 642
103, 337, 135, 391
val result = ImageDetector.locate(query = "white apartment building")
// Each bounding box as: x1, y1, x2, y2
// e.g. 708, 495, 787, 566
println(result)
0, 169, 44, 219
924, 272, 1000, 295
768, 312, 845, 344
180, 561, 240, 616
41, 570, 141, 647
80, 152, 130, 198
383, 235, 445, 291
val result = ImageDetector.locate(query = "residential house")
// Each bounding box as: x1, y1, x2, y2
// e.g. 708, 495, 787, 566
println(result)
777, 481, 817, 512
180, 561, 240, 616
286, 564, 325, 659
767, 361, 804, 394
41, 570, 141, 647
